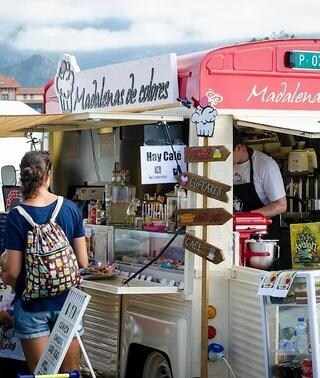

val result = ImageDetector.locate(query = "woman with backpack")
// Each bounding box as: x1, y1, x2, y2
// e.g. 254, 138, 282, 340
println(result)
0, 150, 88, 374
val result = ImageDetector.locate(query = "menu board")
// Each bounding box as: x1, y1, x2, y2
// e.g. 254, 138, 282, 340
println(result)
0, 212, 7, 254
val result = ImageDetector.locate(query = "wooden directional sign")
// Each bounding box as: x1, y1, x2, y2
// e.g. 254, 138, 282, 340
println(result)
185, 145, 230, 162
177, 208, 232, 226
183, 233, 224, 265
176, 172, 231, 203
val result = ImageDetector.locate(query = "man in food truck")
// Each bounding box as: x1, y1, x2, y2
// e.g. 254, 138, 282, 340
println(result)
233, 126, 287, 239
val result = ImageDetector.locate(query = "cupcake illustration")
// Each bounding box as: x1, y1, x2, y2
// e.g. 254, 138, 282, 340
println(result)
55, 55, 79, 113
190, 89, 223, 137
191, 104, 218, 137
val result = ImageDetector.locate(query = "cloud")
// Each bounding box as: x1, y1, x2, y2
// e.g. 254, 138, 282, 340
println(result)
0, 0, 320, 52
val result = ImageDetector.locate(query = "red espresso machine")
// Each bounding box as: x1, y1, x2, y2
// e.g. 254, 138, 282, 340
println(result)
233, 212, 272, 267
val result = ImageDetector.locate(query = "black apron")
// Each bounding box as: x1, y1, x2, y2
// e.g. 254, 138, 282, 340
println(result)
233, 149, 280, 240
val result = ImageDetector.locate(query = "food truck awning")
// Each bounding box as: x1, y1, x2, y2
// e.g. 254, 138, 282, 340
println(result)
230, 109, 320, 139
0, 108, 184, 137
2, 104, 320, 138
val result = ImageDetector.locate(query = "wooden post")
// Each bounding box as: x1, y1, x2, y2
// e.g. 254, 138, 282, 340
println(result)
200, 138, 209, 378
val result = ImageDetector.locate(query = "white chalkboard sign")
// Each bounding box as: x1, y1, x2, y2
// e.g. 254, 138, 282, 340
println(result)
34, 287, 91, 375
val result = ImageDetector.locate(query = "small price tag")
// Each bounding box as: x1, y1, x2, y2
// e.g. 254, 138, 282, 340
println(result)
178, 282, 185, 290
169, 280, 175, 286
160, 279, 168, 285
146, 276, 152, 282
140, 275, 146, 281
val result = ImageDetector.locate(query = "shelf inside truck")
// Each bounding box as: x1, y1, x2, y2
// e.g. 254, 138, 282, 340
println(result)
80, 275, 179, 295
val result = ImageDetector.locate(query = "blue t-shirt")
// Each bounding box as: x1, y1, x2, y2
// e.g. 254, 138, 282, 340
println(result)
5, 197, 85, 312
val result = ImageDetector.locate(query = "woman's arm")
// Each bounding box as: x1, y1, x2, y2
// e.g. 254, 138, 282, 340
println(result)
1, 249, 23, 287
73, 236, 88, 268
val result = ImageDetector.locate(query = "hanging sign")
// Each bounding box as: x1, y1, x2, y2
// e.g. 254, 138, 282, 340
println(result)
176, 172, 231, 203
177, 208, 233, 226
183, 233, 224, 264
184, 146, 230, 163
140, 145, 187, 184
54, 53, 179, 113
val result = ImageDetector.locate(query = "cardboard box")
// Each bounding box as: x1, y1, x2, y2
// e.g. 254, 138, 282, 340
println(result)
290, 222, 320, 269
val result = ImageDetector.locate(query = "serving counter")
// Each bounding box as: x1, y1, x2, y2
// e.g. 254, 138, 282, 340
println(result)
80, 275, 179, 294
79, 225, 191, 378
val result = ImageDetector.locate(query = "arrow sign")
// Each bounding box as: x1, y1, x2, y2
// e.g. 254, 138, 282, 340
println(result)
183, 233, 224, 265
184, 145, 230, 162
176, 172, 231, 203
177, 208, 233, 226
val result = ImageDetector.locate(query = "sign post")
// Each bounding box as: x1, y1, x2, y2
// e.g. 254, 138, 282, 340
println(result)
177, 208, 232, 226
201, 138, 210, 378
184, 145, 230, 162
175, 172, 231, 203
183, 233, 224, 264
185, 107, 230, 377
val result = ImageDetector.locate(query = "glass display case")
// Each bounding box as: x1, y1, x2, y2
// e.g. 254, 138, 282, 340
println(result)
113, 227, 185, 288
260, 271, 320, 378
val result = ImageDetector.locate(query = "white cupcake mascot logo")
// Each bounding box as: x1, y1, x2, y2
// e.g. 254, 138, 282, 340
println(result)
179, 89, 223, 137
55, 54, 80, 113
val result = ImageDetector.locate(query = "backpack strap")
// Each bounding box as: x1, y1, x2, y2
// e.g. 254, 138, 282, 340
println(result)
15, 196, 64, 226
15, 206, 37, 227
50, 196, 64, 222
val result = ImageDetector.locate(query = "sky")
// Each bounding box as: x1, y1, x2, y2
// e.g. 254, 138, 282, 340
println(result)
0, 0, 319, 54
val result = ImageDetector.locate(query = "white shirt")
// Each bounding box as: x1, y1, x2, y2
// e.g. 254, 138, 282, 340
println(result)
233, 150, 286, 205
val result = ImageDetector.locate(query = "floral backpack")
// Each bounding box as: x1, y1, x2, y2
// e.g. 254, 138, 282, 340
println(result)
15, 196, 82, 301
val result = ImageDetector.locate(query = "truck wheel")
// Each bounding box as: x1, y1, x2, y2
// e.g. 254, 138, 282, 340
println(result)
142, 351, 173, 378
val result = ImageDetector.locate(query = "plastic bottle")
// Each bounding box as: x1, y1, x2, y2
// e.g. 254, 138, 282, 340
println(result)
294, 317, 309, 354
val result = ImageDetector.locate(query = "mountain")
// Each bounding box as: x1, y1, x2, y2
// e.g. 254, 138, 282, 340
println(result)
0, 54, 56, 87
0, 43, 28, 67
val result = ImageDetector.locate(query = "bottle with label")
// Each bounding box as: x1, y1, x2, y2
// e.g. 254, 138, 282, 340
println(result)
177, 185, 187, 210
108, 163, 136, 225
166, 185, 178, 226
95, 200, 102, 225
88, 198, 97, 224
294, 317, 309, 355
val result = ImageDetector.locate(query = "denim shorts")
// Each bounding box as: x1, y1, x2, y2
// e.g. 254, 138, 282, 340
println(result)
13, 299, 84, 340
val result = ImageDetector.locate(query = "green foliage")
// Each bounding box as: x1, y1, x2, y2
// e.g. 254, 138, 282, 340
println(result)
250, 31, 295, 42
